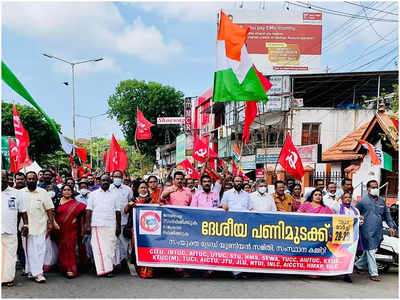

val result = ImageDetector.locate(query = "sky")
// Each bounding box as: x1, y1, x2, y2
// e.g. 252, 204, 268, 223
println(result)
2, 1, 398, 142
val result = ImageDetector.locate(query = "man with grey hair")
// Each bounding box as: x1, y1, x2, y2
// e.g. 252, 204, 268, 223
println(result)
249, 179, 277, 212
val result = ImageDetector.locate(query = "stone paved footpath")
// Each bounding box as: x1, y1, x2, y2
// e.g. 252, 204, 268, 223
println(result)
2, 267, 398, 298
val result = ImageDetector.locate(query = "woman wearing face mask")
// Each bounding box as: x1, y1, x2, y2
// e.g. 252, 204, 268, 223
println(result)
54, 185, 86, 278
124, 182, 155, 278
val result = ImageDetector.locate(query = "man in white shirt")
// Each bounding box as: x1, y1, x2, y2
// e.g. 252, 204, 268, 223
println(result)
86, 174, 121, 277
110, 170, 133, 271
221, 176, 250, 212
2, 170, 29, 287
323, 182, 341, 213
249, 180, 277, 213
21, 171, 57, 283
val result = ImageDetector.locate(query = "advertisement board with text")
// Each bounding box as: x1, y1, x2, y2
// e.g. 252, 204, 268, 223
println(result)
225, 9, 322, 75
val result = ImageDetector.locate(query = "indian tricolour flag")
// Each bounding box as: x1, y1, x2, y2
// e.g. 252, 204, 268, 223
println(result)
213, 11, 267, 103
358, 139, 393, 171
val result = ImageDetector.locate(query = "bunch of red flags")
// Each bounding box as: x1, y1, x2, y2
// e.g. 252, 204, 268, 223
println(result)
8, 105, 32, 172
192, 137, 218, 163
103, 134, 128, 173
277, 133, 304, 181
242, 66, 273, 145
136, 108, 154, 140
178, 159, 200, 179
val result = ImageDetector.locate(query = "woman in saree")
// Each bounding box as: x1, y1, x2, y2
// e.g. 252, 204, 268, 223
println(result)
125, 182, 155, 278
297, 189, 334, 279
55, 185, 86, 278
297, 189, 334, 214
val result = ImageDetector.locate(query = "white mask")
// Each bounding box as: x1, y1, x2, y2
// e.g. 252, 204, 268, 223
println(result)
369, 188, 379, 197
258, 187, 267, 194
139, 193, 149, 198
80, 189, 89, 196
48, 190, 55, 199
329, 192, 336, 197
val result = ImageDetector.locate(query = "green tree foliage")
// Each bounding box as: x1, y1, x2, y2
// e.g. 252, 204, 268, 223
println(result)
107, 79, 184, 158
1, 102, 62, 166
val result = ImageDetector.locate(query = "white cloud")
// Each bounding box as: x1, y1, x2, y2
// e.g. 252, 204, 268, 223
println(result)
3, 2, 183, 64
138, 2, 231, 23
113, 17, 182, 63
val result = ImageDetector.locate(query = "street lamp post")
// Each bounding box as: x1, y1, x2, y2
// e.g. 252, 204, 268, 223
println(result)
76, 113, 107, 168
42, 53, 103, 145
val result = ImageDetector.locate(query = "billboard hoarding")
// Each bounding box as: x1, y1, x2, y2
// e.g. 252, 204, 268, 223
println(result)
225, 9, 322, 75
157, 117, 185, 125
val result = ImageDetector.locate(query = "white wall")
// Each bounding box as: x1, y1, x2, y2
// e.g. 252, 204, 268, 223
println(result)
352, 140, 382, 198
291, 108, 375, 152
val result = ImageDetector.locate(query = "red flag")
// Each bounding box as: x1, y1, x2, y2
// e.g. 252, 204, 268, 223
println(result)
75, 147, 87, 163
232, 160, 238, 177
12, 105, 32, 168
242, 66, 272, 146
192, 137, 218, 163
69, 153, 74, 170
105, 134, 128, 172
254, 64, 273, 92
218, 159, 225, 167
178, 159, 200, 179
51, 169, 63, 184
278, 133, 304, 181
239, 170, 249, 181
242, 101, 258, 145
136, 108, 154, 140
8, 138, 19, 173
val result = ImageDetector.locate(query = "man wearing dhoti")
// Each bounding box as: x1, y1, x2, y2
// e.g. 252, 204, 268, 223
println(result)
86, 174, 121, 277
2, 170, 29, 287
21, 171, 58, 283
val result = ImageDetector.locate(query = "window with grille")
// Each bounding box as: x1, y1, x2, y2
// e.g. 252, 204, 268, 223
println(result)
301, 123, 320, 145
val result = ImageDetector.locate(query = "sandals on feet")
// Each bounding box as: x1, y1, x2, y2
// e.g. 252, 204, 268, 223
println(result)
370, 275, 381, 281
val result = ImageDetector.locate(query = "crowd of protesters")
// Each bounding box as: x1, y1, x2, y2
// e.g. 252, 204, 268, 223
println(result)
1, 159, 397, 287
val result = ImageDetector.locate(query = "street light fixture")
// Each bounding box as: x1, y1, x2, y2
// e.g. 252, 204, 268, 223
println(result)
42, 53, 104, 145
76, 113, 107, 168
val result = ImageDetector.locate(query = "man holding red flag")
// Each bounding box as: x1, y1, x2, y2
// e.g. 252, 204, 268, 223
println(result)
136, 108, 154, 140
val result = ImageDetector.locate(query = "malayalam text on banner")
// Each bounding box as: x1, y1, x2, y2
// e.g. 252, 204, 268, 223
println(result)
134, 205, 359, 276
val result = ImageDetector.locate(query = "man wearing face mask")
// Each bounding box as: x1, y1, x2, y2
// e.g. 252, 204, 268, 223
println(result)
76, 180, 90, 205
110, 170, 133, 272
38, 170, 61, 206
86, 174, 121, 277
249, 180, 277, 212
355, 180, 396, 282
323, 182, 341, 213
21, 171, 58, 283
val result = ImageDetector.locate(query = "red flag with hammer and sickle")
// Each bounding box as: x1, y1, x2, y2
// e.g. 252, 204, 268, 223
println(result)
12, 104, 32, 169
136, 107, 154, 140
278, 133, 304, 181
192, 137, 218, 163
178, 159, 200, 179
105, 134, 128, 173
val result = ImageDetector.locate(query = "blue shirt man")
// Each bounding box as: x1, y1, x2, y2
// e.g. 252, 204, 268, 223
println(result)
355, 180, 396, 281
221, 176, 250, 211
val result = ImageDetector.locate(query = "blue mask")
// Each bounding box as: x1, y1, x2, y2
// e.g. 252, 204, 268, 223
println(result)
113, 178, 122, 187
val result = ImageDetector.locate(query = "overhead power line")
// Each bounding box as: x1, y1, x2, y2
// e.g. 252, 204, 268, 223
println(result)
286, 1, 398, 22
350, 47, 398, 71
344, 1, 398, 16
361, 4, 393, 41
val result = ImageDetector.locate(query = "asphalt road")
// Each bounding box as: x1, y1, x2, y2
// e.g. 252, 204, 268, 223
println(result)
2, 267, 398, 298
